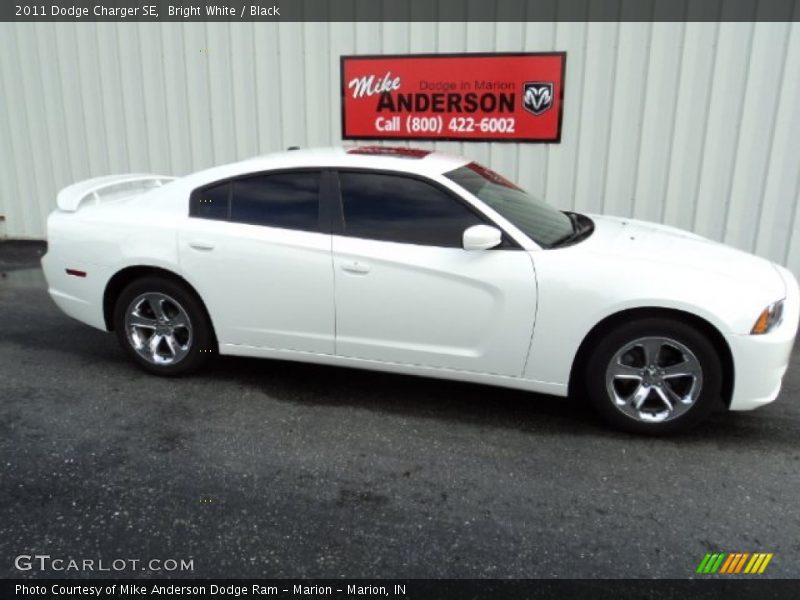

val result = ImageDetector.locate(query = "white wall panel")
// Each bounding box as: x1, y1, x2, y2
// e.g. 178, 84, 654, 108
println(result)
253, 22, 284, 154
545, 21, 587, 213
96, 24, 132, 172
2, 25, 39, 235
16, 23, 57, 231
160, 23, 194, 174
304, 22, 332, 148
603, 21, 652, 219
181, 24, 214, 170
0, 33, 20, 239
779, 22, 800, 273
661, 21, 719, 233
633, 21, 682, 225
0, 20, 799, 279
724, 21, 791, 252
694, 21, 755, 241
573, 22, 619, 215
115, 24, 149, 172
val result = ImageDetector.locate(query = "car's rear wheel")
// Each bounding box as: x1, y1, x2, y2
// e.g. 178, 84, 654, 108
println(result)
113, 276, 215, 376
585, 318, 722, 434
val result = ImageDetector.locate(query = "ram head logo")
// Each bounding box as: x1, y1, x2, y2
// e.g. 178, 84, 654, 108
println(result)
523, 82, 554, 116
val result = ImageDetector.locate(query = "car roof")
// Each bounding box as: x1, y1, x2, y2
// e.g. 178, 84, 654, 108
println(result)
182, 146, 472, 188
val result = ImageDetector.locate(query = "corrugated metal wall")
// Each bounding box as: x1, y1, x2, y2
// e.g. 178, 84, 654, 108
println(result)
1, 21, 799, 275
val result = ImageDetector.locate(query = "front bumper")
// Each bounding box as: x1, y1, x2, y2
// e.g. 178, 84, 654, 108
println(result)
726, 265, 799, 411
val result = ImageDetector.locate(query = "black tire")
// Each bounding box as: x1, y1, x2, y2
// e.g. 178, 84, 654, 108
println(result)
113, 276, 216, 376
585, 317, 722, 434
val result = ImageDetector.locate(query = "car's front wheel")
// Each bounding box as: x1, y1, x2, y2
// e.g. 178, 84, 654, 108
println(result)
585, 318, 722, 434
113, 276, 215, 376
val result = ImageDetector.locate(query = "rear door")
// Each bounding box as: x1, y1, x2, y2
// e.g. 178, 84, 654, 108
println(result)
178, 170, 335, 354
331, 170, 537, 376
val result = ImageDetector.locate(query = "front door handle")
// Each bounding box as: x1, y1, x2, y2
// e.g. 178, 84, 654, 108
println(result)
340, 261, 371, 275
188, 241, 215, 251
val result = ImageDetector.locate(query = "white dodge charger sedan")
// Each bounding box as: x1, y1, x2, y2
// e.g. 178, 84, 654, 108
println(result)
42, 146, 798, 434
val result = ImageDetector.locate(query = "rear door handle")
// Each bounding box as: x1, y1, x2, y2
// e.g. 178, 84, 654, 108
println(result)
340, 261, 371, 275
188, 241, 215, 251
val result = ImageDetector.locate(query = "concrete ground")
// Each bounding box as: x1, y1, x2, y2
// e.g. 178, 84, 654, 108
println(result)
1, 241, 798, 579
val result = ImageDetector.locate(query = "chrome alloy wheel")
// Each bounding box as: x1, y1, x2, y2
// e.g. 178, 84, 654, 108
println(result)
124, 292, 193, 366
605, 336, 703, 423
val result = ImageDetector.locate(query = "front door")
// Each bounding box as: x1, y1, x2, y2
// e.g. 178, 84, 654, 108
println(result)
332, 171, 536, 376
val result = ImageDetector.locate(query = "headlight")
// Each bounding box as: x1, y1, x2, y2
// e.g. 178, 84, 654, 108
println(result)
751, 300, 785, 334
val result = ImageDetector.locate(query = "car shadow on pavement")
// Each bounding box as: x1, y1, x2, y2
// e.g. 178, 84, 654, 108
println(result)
205, 354, 796, 449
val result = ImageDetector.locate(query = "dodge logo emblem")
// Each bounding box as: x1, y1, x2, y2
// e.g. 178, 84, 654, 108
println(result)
522, 82, 554, 116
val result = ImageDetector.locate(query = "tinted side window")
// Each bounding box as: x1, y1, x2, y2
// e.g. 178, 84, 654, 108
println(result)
231, 172, 320, 232
338, 172, 483, 247
190, 182, 230, 220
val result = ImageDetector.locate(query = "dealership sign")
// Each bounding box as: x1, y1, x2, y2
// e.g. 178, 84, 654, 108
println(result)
341, 53, 566, 143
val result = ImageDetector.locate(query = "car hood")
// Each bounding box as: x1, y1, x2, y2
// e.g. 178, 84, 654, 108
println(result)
582, 214, 786, 298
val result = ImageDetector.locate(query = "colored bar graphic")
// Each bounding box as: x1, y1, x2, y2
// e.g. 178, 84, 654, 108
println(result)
734, 553, 749, 573
697, 554, 712, 574
745, 554, 760, 573
724, 553, 738, 573
719, 554, 736, 573
719, 553, 735, 574
711, 554, 726, 573
698, 552, 773, 575
758, 554, 773, 573
703, 554, 719, 574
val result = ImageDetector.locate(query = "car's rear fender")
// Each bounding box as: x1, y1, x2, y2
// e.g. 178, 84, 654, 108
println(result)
42, 208, 182, 332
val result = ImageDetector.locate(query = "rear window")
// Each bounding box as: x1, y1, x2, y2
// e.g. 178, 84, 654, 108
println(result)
190, 182, 229, 220
231, 172, 320, 231
190, 171, 321, 232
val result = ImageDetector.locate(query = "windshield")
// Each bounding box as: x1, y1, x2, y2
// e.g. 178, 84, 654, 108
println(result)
444, 162, 574, 248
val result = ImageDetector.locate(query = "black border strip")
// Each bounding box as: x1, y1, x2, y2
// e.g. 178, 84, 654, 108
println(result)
340, 52, 567, 144
4, 578, 800, 600
3, 0, 799, 22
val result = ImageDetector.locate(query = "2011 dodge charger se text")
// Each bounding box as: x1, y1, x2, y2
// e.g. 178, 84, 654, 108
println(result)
41, 146, 799, 434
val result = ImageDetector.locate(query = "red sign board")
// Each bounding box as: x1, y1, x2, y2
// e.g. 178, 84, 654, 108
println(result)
341, 53, 566, 143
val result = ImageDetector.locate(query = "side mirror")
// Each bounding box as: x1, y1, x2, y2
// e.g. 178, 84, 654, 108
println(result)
463, 224, 502, 251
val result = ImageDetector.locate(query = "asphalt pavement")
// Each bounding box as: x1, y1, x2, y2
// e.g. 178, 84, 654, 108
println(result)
1, 241, 799, 579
